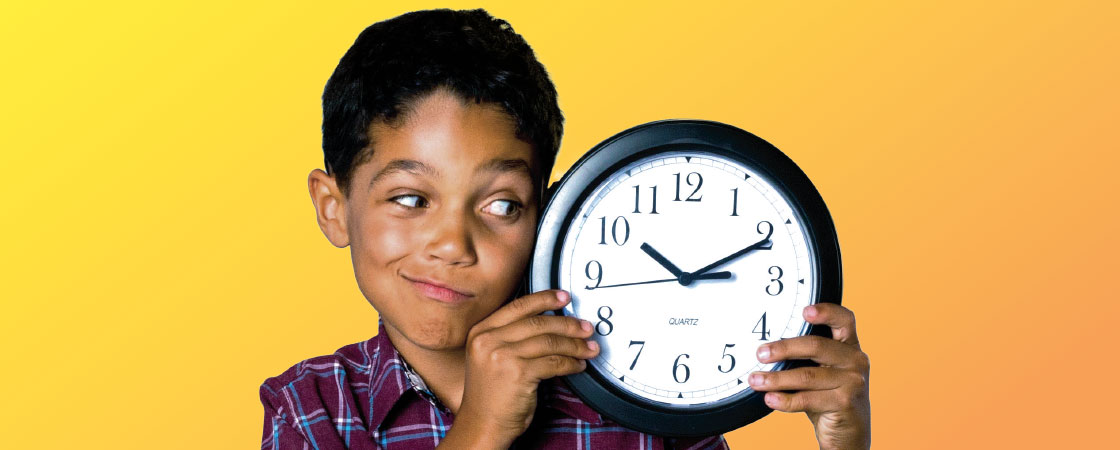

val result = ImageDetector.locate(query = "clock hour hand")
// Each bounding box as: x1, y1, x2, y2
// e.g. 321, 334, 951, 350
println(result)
640, 242, 684, 278
587, 271, 732, 290
691, 237, 773, 277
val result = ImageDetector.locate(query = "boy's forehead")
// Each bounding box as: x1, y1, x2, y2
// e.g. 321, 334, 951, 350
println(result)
360, 91, 538, 186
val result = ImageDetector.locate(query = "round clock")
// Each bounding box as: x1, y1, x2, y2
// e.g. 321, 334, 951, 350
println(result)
529, 120, 842, 437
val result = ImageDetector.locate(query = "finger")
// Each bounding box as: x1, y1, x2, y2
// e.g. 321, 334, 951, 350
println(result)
762, 390, 845, 414
492, 314, 593, 344
524, 355, 589, 380
507, 334, 600, 360
757, 335, 866, 369
805, 303, 859, 347
475, 290, 569, 332
747, 366, 846, 392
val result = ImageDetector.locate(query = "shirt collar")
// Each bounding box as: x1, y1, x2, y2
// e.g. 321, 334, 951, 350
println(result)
365, 320, 415, 433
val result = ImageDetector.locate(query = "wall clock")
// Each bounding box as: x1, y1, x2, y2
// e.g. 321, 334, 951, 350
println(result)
529, 120, 842, 437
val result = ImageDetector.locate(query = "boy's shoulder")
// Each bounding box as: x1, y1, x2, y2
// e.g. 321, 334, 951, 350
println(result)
260, 323, 405, 416
258, 334, 379, 423
258, 330, 398, 449
260, 335, 379, 396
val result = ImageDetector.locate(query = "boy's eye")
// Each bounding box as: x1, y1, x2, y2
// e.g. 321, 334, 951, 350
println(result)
482, 199, 522, 217
390, 195, 428, 208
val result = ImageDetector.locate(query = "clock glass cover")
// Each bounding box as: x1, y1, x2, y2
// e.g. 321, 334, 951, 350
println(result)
531, 120, 841, 436
556, 150, 815, 409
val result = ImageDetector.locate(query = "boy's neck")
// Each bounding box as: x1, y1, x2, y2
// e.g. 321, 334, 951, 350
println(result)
382, 323, 468, 414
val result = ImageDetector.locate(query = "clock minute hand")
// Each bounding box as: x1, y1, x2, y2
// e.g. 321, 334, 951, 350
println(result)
640, 242, 683, 278
588, 271, 732, 290
691, 238, 773, 277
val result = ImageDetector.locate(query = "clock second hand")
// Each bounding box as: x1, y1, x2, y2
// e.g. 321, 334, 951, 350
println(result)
587, 271, 732, 290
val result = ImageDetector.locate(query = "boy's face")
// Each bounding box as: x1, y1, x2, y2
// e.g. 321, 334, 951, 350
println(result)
310, 89, 539, 352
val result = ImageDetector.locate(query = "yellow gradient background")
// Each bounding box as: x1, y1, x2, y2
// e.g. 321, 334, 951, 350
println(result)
2, 1, 1116, 448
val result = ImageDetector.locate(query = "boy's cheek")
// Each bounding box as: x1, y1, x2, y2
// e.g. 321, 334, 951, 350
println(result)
500, 220, 537, 265
354, 209, 415, 252
474, 228, 534, 299
349, 218, 416, 291
478, 237, 530, 278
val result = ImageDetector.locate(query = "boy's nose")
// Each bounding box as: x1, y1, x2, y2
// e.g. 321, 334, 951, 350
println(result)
423, 209, 478, 266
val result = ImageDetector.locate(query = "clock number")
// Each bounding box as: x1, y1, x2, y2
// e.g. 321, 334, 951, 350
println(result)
628, 340, 645, 370
756, 220, 773, 241
613, 217, 630, 245
730, 188, 739, 216
718, 344, 736, 373
766, 266, 784, 296
672, 353, 691, 383
597, 216, 630, 246
631, 185, 659, 214
631, 186, 639, 213
753, 313, 770, 341
584, 260, 602, 289
596, 306, 614, 336
673, 172, 703, 202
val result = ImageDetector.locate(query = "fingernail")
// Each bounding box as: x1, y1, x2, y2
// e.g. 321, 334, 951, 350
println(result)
764, 393, 778, 407
748, 373, 764, 386
556, 290, 570, 304
587, 340, 599, 352
580, 320, 592, 332
804, 305, 817, 319
757, 346, 770, 361
579, 360, 588, 370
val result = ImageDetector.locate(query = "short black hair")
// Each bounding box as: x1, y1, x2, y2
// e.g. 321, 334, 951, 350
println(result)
322, 8, 564, 199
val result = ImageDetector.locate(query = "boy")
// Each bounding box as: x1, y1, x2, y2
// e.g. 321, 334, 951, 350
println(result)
261, 9, 870, 449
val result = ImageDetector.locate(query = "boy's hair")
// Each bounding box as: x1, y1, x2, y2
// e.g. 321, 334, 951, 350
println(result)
322, 8, 564, 199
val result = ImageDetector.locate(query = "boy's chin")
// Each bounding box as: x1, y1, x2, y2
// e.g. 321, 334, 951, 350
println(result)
400, 319, 472, 351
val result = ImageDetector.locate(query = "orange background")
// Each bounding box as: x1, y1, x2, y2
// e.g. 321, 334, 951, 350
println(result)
1, 1, 1117, 448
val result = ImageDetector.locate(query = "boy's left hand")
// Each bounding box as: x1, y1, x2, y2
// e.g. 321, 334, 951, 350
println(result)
747, 303, 871, 450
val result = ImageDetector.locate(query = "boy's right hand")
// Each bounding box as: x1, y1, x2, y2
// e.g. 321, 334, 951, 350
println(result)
443, 290, 598, 449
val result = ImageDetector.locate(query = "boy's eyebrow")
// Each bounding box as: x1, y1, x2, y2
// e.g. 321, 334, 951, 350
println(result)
478, 158, 533, 177
368, 159, 439, 190
368, 158, 532, 191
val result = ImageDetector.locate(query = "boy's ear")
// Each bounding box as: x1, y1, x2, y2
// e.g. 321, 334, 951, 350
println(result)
308, 169, 350, 248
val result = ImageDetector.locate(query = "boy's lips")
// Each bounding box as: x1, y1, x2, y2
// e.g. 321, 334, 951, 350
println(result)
402, 274, 475, 303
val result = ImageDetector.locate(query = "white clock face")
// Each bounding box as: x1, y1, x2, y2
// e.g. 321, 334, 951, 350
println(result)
557, 151, 816, 407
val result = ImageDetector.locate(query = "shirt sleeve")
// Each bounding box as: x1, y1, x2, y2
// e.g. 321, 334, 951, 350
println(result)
665, 434, 730, 450
260, 382, 313, 450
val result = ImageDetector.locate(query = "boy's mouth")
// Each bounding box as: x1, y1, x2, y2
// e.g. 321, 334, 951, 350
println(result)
402, 274, 474, 303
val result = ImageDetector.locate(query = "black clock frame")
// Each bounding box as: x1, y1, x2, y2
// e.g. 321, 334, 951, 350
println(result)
529, 120, 842, 437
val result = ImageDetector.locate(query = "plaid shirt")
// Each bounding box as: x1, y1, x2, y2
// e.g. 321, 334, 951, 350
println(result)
260, 321, 729, 449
